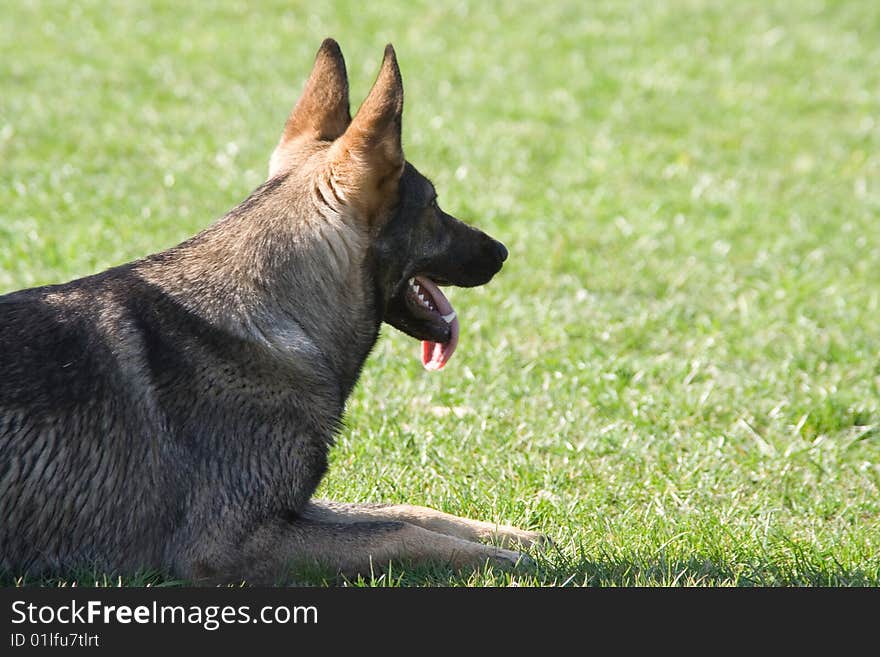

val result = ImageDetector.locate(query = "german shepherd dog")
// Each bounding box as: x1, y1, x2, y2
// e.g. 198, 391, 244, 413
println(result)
0, 40, 543, 584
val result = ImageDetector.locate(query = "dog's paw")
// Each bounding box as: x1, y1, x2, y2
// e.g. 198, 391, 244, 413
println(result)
490, 548, 534, 569
494, 527, 551, 551
519, 530, 552, 550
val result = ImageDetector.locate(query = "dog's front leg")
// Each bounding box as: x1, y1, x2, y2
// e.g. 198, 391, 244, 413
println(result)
215, 513, 530, 584
303, 500, 547, 549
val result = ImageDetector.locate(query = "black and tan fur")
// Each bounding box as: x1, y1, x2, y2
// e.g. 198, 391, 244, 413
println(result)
0, 39, 542, 584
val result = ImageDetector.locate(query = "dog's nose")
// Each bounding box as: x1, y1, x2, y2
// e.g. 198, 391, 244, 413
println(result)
492, 240, 508, 263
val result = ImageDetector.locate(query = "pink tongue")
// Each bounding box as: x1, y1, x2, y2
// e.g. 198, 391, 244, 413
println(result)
415, 276, 459, 371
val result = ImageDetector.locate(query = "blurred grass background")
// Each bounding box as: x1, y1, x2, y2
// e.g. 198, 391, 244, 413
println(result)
2, 0, 880, 585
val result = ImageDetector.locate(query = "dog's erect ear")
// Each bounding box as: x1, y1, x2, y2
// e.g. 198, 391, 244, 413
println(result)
281, 38, 350, 141
269, 38, 350, 176
328, 45, 404, 222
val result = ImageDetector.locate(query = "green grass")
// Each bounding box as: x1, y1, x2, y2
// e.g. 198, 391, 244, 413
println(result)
2, 0, 880, 586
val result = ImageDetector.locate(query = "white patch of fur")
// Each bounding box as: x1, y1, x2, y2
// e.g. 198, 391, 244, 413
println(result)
267, 142, 286, 179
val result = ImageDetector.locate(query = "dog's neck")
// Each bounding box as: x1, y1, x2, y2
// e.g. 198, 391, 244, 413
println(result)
135, 175, 382, 397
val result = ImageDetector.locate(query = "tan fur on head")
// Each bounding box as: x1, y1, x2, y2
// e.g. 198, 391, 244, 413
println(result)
271, 43, 405, 228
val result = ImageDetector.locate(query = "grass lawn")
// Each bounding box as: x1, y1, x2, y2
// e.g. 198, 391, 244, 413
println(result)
2, 0, 879, 586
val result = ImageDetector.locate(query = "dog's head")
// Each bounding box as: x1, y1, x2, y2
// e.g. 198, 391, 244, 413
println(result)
268, 39, 507, 370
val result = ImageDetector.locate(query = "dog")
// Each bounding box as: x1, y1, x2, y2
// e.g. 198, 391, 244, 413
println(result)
0, 39, 543, 585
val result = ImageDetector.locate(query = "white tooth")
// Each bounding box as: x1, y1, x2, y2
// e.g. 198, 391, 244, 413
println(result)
441, 311, 457, 323
418, 293, 425, 301
408, 277, 414, 286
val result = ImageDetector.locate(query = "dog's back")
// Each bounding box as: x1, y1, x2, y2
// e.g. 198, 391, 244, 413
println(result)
0, 263, 339, 578
1, 270, 174, 574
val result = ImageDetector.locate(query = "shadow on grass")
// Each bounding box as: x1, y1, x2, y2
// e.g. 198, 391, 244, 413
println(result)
525, 554, 880, 587
3, 550, 878, 587
0, 569, 189, 588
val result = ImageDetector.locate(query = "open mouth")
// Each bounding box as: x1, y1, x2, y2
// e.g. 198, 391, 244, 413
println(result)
403, 275, 460, 370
